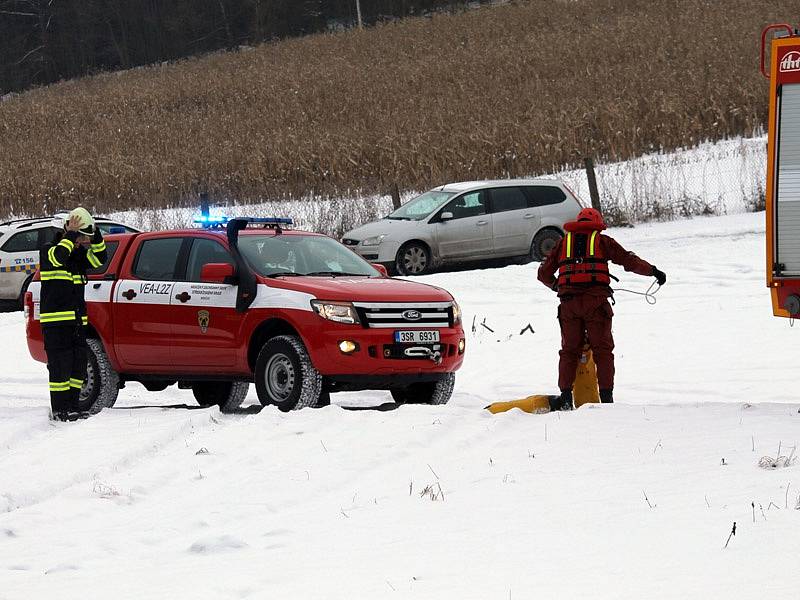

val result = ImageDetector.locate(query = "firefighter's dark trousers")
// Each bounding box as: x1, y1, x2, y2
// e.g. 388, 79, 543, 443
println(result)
557, 294, 615, 391
43, 324, 87, 414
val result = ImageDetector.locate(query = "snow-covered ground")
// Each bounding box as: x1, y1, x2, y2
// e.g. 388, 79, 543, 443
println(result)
1, 210, 798, 599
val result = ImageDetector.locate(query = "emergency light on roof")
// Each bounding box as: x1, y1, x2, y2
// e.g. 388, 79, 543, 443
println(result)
194, 215, 294, 230
193, 215, 230, 228
241, 217, 294, 226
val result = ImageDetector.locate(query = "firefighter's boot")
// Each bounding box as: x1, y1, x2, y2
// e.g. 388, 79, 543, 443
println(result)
599, 388, 614, 404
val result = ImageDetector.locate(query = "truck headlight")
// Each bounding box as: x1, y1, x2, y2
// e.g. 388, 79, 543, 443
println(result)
361, 235, 386, 247
451, 300, 462, 325
311, 300, 361, 324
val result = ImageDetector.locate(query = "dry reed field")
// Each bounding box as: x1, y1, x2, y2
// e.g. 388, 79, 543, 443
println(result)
0, 0, 791, 220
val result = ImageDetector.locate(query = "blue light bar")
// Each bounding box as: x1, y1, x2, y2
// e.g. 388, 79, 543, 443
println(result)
242, 217, 293, 225
193, 215, 230, 228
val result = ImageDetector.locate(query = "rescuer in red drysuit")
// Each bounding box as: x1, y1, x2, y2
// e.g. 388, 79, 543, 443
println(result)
537, 208, 666, 410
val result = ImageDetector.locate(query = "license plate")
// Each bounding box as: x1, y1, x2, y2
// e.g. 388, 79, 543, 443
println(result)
394, 330, 440, 344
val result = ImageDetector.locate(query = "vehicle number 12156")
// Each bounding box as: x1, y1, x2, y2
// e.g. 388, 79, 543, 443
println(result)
394, 330, 440, 344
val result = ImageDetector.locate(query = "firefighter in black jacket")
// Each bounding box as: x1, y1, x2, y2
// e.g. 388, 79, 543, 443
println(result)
40, 207, 107, 421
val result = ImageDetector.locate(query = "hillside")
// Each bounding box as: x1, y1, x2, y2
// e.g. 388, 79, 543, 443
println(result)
0, 0, 792, 219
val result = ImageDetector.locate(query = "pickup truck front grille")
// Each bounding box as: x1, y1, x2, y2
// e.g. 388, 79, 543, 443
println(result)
353, 302, 452, 329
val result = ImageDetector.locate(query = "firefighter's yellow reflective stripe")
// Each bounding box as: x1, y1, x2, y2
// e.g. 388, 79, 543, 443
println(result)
565, 232, 573, 258
47, 246, 63, 267
72, 274, 87, 284
87, 251, 102, 268
58, 238, 75, 252
69, 378, 84, 389
40, 310, 76, 323
40, 270, 72, 281
81, 316, 88, 325
91, 241, 106, 253
49, 381, 70, 391
589, 231, 598, 256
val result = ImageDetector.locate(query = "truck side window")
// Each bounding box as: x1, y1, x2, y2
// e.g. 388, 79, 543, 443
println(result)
186, 238, 235, 282
133, 238, 184, 280
87, 241, 119, 275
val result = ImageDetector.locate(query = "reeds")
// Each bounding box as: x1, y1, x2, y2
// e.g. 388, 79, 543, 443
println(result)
0, 0, 788, 219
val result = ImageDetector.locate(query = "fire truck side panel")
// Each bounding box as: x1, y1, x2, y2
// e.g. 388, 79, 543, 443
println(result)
767, 37, 800, 317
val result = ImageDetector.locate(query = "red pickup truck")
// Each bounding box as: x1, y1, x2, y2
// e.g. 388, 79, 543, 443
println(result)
25, 218, 465, 414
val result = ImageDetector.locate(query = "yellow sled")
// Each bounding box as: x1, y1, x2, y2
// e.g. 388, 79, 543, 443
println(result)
486, 346, 600, 414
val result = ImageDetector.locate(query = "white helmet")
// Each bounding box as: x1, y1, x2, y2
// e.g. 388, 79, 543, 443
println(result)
67, 207, 95, 235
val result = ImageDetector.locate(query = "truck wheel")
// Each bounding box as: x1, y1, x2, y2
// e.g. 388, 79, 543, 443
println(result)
78, 338, 120, 414
530, 229, 562, 261
395, 242, 431, 275
390, 373, 455, 406
255, 335, 323, 411
192, 382, 250, 413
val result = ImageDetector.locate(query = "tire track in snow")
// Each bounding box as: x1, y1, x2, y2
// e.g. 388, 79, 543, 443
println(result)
0, 409, 231, 515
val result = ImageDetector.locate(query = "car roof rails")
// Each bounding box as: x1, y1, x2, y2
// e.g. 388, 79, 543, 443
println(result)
0, 218, 53, 228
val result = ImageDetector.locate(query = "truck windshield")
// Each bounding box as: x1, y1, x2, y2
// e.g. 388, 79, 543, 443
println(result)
239, 234, 380, 278
386, 190, 454, 221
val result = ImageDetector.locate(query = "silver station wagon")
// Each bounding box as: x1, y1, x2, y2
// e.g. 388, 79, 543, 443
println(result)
343, 179, 583, 275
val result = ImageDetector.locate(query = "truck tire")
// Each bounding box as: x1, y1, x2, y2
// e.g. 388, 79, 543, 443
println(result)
79, 338, 120, 414
192, 382, 250, 413
530, 229, 562, 261
254, 335, 323, 411
390, 373, 455, 406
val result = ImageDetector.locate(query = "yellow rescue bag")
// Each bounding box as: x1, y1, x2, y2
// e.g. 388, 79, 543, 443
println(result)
486, 345, 599, 414
485, 395, 556, 414
573, 345, 600, 408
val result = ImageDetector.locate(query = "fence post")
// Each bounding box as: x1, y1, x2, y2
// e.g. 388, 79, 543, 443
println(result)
390, 182, 402, 210
200, 191, 210, 217
584, 157, 602, 213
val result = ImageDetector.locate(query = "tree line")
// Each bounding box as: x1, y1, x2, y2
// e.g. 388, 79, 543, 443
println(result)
0, 0, 481, 94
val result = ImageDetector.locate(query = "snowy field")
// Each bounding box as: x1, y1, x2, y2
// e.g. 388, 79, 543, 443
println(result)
1, 210, 798, 599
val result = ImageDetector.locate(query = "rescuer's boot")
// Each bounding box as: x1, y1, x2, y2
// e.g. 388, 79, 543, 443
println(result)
599, 389, 614, 404
557, 389, 574, 411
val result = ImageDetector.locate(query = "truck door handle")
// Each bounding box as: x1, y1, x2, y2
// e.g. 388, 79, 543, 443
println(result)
175, 291, 191, 303
524, 214, 536, 219
121, 289, 137, 300
476, 220, 488, 226
92, 283, 101, 289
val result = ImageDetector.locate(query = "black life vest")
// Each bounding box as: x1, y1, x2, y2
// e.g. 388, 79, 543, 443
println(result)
557, 230, 610, 286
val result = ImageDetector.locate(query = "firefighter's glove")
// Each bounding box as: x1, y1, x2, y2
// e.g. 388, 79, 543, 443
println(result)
651, 267, 667, 286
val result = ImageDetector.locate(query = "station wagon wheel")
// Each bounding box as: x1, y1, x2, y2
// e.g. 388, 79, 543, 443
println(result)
396, 242, 431, 276
255, 335, 323, 411
530, 229, 563, 261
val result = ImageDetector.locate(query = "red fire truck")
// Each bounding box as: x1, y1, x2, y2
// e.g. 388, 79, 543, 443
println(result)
25, 217, 465, 413
763, 25, 800, 317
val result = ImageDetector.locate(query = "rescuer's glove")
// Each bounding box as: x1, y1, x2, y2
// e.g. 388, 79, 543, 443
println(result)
551, 281, 559, 293
651, 266, 667, 286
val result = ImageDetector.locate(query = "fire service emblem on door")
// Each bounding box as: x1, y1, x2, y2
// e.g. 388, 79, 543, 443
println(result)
197, 310, 210, 334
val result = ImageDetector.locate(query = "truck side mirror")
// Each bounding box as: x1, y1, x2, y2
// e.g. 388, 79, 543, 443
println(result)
440, 211, 454, 221
371, 263, 389, 277
200, 262, 236, 284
